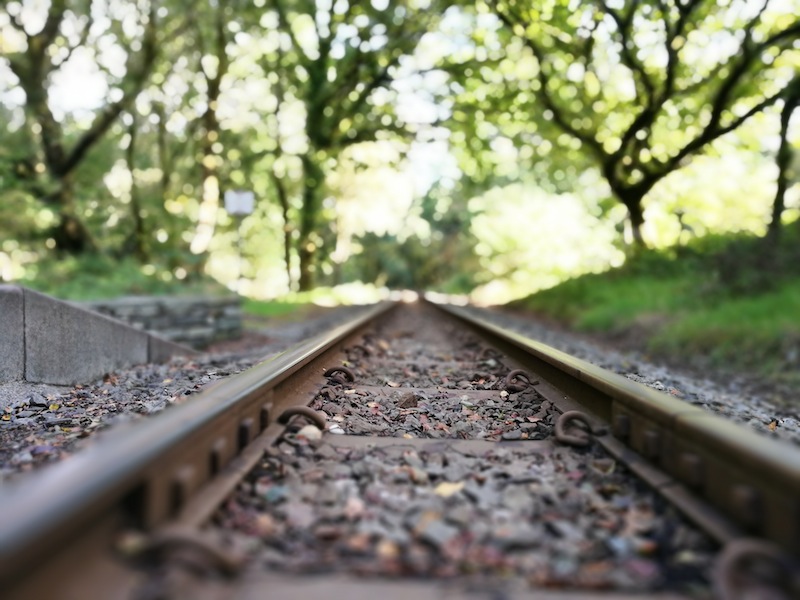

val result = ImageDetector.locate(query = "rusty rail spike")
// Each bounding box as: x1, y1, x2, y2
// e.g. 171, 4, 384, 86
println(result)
503, 368, 534, 392
277, 406, 327, 430
136, 525, 246, 577
323, 365, 355, 385
713, 538, 800, 600
554, 411, 595, 447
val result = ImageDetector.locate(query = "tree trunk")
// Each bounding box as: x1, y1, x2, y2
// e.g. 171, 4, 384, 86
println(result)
192, 157, 219, 253
297, 154, 324, 292
271, 172, 294, 291
50, 175, 95, 253
189, 1, 228, 260
614, 187, 647, 249
298, 246, 314, 292
189, 107, 221, 257
126, 115, 148, 262
154, 103, 171, 206
628, 204, 646, 249
24, 86, 96, 254
766, 94, 798, 243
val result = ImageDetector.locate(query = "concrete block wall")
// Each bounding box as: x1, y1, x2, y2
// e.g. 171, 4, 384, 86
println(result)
0, 286, 192, 385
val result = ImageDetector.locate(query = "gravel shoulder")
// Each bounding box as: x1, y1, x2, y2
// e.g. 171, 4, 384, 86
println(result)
0, 305, 366, 481
472, 306, 800, 446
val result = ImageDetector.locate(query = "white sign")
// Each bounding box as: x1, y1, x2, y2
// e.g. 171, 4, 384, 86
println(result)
224, 190, 255, 215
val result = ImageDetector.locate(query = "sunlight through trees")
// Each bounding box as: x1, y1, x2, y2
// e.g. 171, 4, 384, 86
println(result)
0, 0, 798, 302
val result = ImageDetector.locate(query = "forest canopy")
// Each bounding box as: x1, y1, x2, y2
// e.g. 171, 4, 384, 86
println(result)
0, 0, 798, 302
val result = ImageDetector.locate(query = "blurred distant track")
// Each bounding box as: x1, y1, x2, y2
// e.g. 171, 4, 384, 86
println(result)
1, 300, 798, 599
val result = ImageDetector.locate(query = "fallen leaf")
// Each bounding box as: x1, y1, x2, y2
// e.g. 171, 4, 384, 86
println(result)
590, 458, 616, 475
49, 404, 60, 411
768, 420, 778, 431
377, 539, 400, 559
434, 481, 464, 498
253, 514, 279, 537
398, 393, 417, 408
386, 381, 400, 388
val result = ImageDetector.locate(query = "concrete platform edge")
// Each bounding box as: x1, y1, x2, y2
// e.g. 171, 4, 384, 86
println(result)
0, 286, 195, 385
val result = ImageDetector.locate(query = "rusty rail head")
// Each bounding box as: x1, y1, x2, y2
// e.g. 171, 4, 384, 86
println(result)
434, 302, 800, 558
0, 302, 394, 588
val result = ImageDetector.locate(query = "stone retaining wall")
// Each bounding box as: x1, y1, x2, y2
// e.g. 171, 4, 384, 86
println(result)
80, 295, 242, 349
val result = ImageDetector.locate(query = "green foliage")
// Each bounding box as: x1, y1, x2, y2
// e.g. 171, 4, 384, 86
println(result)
448, 0, 800, 243
513, 227, 800, 378
1, 0, 798, 303
20, 254, 227, 301
342, 185, 483, 293
648, 282, 800, 380
518, 274, 693, 330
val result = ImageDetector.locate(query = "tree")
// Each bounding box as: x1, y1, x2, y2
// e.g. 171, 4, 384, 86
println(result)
187, 0, 235, 258
2, 0, 164, 253
344, 184, 482, 292
476, 0, 800, 246
266, 0, 446, 290
766, 77, 800, 243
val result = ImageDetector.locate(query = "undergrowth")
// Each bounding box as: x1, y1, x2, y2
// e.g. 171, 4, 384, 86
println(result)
510, 224, 800, 381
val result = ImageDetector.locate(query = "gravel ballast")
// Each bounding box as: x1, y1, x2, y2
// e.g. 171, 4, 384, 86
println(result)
219, 436, 713, 593
213, 303, 716, 594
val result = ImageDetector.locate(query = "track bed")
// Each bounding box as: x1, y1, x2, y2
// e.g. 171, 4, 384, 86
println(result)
2, 302, 797, 600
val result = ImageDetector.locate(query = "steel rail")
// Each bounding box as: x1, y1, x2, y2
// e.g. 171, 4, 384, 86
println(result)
435, 302, 800, 557
0, 302, 394, 591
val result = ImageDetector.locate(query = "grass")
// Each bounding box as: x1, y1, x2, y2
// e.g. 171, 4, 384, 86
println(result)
242, 299, 307, 318
648, 281, 800, 371
16, 254, 387, 322
509, 225, 800, 382
520, 274, 698, 331
20, 255, 228, 300
19, 254, 313, 319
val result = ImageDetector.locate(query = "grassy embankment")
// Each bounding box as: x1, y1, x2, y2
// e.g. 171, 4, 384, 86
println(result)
508, 225, 800, 385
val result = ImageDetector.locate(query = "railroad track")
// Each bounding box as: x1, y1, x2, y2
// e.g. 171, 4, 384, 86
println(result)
1, 300, 798, 599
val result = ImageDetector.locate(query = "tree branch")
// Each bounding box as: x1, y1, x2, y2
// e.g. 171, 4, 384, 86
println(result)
60, 4, 159, 175
659, 89, 783, 176
596, 0, 655, 103
491, 1, 605, 160
273, 0, 307, 67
